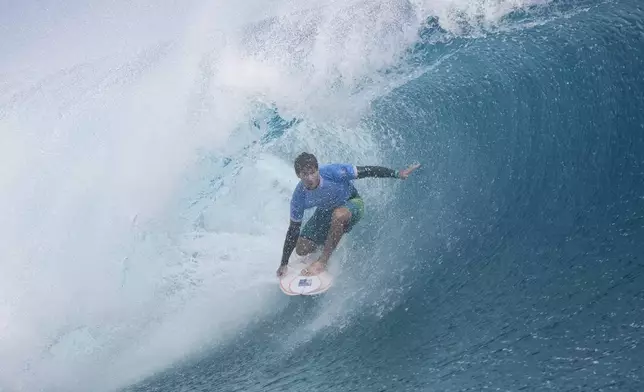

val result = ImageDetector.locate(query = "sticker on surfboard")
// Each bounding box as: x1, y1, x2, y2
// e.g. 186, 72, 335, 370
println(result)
279, 261, 333, 296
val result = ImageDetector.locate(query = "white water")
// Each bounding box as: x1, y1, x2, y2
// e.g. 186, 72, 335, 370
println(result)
0, 0, 547, 391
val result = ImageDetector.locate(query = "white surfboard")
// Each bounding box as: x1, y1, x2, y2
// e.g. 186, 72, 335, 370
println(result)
279, 261, 333, 296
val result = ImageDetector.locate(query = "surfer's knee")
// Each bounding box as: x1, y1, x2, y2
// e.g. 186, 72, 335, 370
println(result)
331, 208, 351, 224
295, 238, 315, 256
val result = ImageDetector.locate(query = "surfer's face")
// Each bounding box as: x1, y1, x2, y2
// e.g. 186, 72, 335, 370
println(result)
299, 167, 320, 189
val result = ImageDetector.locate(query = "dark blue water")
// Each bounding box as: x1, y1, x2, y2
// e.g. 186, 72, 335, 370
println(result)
124, 1, 644, 390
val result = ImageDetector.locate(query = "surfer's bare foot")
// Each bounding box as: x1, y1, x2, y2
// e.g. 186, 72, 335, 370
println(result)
301, 260, 327, 276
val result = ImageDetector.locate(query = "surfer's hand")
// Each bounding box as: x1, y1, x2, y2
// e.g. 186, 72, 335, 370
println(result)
398, 163, 421, 179
276, 265, 288, 277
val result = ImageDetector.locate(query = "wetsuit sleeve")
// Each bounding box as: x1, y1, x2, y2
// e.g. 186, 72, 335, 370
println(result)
356, 166, 400, 179
280, 220, 301, 266
282, 188, 304, 266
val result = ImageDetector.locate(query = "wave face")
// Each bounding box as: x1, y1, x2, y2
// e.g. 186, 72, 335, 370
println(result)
1, 0, 643, 391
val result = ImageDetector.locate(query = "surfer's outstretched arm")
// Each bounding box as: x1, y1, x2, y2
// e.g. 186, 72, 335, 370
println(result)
356, 163, 420, 180
356, 166, 399, 179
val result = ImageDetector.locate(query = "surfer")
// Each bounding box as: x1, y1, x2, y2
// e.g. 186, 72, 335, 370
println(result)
276, 152, 420, 277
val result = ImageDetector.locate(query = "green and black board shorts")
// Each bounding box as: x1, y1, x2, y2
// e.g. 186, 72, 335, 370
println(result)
300, 197, 365, 245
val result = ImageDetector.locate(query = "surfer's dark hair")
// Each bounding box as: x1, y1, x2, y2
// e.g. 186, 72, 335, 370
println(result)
294, 152, 318, 175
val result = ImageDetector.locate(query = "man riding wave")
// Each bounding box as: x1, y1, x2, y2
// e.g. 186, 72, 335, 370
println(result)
276, 152, 420, 277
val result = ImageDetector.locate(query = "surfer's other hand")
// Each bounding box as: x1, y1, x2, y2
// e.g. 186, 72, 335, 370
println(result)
276, 265, 288, 277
